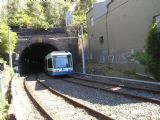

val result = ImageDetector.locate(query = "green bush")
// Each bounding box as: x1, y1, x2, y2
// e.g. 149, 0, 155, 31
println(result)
146, 20, 160, 80
132, 20, 160, 81
131, 51, 148, 65
0, 20, 18, 56
8, 11, 32, 28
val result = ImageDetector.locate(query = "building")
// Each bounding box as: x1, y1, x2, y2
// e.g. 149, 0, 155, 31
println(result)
87, 0, 160, 67
87, 1, 108, 63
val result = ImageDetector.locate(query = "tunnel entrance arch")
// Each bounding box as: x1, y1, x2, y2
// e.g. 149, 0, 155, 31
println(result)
19, 43, 58, 76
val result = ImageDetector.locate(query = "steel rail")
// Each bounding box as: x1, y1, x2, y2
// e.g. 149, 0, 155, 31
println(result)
70, 76, 160, 94
37, 80, 113, 120
24, 78, 53, 120
60, 77, 160, 105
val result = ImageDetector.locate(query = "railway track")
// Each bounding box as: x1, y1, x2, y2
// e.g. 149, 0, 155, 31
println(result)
57, 76, 160, 105
24, 75, 113, 120
71, 75, 160, 94
24, 76, 53, 120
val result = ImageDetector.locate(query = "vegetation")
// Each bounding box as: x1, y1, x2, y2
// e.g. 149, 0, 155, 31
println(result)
73, 0, 96, 26
26, 0, 50, 29
2, 0, 96, 29
0, 1, 96, 119
0, 0, 97, 64
0, 95, 9, 120
0, 20, 18, 59
131, 51, 148, 65
132, 20, 160, 81
0, 65, 13, 120
145, 20, 160, 80
5, 0, 66, 28
8, 11, 32, 29
76, 61, 155, 81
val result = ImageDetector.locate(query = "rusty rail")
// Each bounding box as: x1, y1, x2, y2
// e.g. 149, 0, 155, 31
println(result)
37, 80, 113, 120
60, 77, 160, 105
71, 76, 160, 94
24, 78, 53, 120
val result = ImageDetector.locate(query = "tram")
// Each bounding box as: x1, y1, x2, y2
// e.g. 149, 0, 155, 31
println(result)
44, 51, 74, 76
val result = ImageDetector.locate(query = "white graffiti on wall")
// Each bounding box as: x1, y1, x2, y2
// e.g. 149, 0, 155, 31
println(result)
86, 49, 134, 64
109, 50, 134, 64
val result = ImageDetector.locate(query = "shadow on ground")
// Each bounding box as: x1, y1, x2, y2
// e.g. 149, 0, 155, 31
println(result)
31, 73, 144, 106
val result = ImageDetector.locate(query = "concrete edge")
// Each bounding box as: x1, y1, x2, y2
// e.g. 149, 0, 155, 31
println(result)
11, 74, 24, 120
74, 72, 160, 85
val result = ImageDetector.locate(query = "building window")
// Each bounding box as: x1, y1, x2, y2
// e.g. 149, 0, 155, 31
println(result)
90, 16, 94, 26
99, 36, 104, 44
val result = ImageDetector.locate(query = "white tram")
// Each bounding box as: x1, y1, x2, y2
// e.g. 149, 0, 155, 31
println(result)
44, 51, 74, 76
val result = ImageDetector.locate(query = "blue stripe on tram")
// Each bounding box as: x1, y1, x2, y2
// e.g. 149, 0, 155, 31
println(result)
47, 71, 74, 76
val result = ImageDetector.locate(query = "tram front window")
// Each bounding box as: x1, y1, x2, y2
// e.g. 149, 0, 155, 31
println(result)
53, 55, 72, 68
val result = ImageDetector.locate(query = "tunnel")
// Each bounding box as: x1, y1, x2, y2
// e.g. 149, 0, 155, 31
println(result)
19, 43, 58, 76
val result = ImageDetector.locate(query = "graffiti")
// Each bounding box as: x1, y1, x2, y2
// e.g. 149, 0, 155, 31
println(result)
109, 50, 134, 64
99, 55, 106, 63
86, 49, 134, 64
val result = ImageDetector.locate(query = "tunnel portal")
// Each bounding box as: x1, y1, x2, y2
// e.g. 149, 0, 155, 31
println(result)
19, 43, 58, 76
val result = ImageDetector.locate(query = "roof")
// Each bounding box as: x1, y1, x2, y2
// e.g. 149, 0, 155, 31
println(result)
45, 51, 71, 59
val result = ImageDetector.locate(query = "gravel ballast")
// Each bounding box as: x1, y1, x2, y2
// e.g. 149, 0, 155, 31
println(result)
12, 75, 45, 120
65, 77, 160, 100
39, 74, 160, 120
26, 75, 98, 120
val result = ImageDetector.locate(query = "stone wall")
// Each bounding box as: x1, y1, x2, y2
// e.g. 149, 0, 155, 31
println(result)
12, 27, 79, 67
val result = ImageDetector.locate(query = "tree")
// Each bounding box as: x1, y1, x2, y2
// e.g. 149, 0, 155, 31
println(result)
6, 0, 20, 17
8, 11, 32, 28
3, 0, 95, 28
41, 0, 61, 27
145, 20, 160, 80
26, 0, 50, 29
6, 0, 20, 27
0, 20, 17, 58
73, 0, 96, 26
41, 0, 72, 27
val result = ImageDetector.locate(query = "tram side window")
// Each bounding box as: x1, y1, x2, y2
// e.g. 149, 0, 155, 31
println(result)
48, 58, 53, 68
67, 55, 72, 67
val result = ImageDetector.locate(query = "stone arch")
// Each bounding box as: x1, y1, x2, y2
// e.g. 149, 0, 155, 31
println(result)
19, 42, 58, 76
